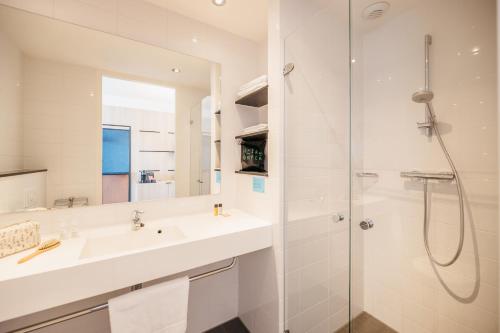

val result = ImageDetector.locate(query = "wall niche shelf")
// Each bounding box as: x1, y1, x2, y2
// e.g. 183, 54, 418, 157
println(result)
235, 85, 268, 107
235, 130, 268, 141
235, 170, 268, 177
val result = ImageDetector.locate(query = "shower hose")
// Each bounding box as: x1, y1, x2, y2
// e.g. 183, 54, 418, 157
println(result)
422, 105, 465, 267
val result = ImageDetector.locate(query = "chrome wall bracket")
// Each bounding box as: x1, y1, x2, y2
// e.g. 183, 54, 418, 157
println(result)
283, 63, 294, 76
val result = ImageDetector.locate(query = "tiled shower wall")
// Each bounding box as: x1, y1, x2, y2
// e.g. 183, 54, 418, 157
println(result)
351, 0, 498, 331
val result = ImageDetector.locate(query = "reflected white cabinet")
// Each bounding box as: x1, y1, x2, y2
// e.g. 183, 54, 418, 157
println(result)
131, 181, 175, 201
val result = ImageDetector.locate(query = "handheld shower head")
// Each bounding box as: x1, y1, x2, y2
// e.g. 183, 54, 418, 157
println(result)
412, 90, 434, 103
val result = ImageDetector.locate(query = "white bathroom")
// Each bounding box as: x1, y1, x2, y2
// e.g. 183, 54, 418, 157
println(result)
0, 1, 499, 333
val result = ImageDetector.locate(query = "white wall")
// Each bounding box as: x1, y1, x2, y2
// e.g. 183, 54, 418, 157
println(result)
0, 1, 265, 331
22, 56, 102, 207
352, 0, 498, 332
176, 87, 210, 197
0, 28, 23, 172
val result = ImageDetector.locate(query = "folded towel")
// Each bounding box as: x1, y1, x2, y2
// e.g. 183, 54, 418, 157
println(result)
238, 75, 268, 92
242, 123, 268, 134
236, 81, 268, 98
108, 277, 189, 333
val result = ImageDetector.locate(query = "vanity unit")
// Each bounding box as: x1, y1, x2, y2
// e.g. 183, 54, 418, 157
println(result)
0, 210, 272, 324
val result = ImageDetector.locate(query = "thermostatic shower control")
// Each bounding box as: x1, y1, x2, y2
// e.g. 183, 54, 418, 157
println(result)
360, 219, 374, 230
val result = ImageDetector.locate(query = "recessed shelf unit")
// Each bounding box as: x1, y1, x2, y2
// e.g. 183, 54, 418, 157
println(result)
235, 85, 268, 108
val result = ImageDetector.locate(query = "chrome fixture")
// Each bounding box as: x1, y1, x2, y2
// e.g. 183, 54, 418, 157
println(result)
283, 63, 295, 76
359, 219, 374, 230
332, 213, 345, 223
131, 210, 145, 231
356, 172, 379, 178
10, 257, 238, 333
400, 171, 454, 181
407, 34, 465, 267
414, 34, 435, 136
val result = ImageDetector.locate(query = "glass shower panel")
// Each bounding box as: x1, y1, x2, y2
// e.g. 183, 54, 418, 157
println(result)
283, 1, 352, 332
350, 0, 498, 332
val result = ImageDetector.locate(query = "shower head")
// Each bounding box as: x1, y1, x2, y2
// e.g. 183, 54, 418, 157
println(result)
412, 90, 434, 103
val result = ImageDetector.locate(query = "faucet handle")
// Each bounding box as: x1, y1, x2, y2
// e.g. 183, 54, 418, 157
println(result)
132, 210, 144, 219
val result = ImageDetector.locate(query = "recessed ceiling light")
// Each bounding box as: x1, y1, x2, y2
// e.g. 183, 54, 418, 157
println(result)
192, 37, 198, 43
212, 0, 226, 6
171, 68, 181, 73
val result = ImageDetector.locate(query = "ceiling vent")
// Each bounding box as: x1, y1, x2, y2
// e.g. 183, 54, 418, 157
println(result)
362, 2, 390, 20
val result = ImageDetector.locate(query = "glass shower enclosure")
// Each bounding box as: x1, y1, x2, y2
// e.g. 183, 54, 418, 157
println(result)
284, 0, 498, 332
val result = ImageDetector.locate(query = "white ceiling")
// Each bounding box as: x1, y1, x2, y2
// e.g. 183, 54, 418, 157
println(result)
144, 0, 268, 42
0, 6, 212, 90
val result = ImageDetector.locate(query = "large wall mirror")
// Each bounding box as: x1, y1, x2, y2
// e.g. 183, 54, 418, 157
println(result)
0, 5, 222, 214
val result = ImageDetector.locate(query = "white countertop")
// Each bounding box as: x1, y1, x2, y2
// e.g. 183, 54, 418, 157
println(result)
0, 209, 272, 322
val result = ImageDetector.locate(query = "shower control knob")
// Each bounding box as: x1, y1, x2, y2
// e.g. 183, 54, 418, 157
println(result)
360, 219, 374, 230
332, 213, 345, 223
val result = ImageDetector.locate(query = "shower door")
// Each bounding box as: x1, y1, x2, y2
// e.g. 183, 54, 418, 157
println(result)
283, 1, 353, 332
284, 0, 498, 332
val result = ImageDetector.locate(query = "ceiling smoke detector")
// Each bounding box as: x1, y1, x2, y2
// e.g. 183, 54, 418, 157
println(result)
362, 1, 390, 20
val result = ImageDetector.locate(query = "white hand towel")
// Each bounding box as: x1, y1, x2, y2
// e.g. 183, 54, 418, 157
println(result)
236, 81, 268, 98
238, 75, 268, 92
108, 277, 189, 333
242, 123, 268, 134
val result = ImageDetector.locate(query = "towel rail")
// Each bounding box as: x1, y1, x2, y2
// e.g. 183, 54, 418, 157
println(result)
9, 257, 238, 333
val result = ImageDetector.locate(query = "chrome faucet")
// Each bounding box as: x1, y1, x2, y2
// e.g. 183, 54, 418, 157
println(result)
132, 210, 145, 231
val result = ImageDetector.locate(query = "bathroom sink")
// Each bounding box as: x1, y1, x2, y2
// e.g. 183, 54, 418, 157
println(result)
79, 226, 186, 259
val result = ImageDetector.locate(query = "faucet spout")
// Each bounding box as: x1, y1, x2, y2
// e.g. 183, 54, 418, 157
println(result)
131, 210, 145, 231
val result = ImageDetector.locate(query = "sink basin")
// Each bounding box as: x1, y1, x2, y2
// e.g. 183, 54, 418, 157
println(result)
79, 226, 186, 259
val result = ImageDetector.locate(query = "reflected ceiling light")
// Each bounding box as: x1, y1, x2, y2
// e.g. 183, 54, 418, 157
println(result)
171, 68, 181, 73
471, 47, 480, 55
212, 0, 226, 6
192, 37, 198, 43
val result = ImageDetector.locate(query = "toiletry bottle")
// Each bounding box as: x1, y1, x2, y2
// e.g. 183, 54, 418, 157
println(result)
218, 203, 223, 215
214, 204, 219, 216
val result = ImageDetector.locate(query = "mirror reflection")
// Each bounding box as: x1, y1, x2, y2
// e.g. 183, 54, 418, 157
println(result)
0, 6, 222, 214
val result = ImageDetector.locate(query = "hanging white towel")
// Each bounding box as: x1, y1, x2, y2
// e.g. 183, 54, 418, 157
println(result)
108, 277, 189, 333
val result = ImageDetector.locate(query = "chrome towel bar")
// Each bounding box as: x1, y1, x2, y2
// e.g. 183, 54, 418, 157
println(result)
9, 257, 238, 333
